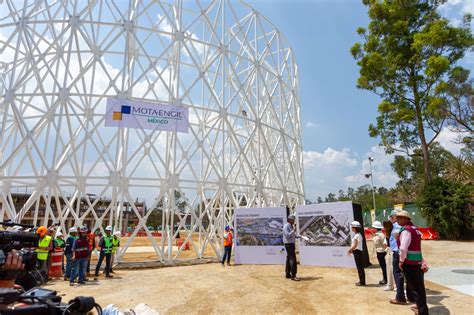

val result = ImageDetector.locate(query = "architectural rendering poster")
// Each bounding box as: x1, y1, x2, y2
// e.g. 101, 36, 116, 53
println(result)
297, 201, 355, 268
234, 207, 286, 265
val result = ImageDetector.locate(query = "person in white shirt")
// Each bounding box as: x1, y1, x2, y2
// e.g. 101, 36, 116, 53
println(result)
347, 221, 365, 286
372, 220, 387, 285
382, 220, 395, 291
283, 214, 300, 281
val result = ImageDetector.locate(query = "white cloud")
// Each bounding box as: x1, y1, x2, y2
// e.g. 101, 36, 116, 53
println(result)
344, 146, 398, 189
303, 147, 359, 199
304, 147, 358, 168
439, 0, 474, 16
303, 146, 399, 200
436, 127, 468, 156
305, 121, 318, 128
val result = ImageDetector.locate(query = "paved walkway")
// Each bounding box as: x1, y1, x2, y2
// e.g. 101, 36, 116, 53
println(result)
425, 266, 474, 296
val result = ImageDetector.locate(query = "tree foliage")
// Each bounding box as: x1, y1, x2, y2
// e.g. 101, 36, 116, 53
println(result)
315, 184, 393, 212
146, 190, 189, 228
352, 0, 473, 183
418, 177, 472, 239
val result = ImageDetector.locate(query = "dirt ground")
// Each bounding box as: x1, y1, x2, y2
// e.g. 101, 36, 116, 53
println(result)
46, 240, 474, 314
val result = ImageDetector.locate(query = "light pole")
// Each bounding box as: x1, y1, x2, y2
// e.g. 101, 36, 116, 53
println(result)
364, 157, 376, 222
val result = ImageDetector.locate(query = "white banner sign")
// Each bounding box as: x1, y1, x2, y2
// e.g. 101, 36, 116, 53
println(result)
105, 98, 189, 133
297, 201, 355, 268
234, 207, 286, 265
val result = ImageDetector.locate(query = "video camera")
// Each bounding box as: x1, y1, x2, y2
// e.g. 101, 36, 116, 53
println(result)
0, 221, 38, 267
0, 287, 101, 314
0, 221, 102, 314
0, 221, 45, 288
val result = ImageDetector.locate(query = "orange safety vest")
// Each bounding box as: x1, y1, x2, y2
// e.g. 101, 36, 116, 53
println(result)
87, 232, 95, 251
224, 232, 233, 247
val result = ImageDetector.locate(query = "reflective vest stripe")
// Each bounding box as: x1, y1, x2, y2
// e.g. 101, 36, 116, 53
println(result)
112, 237, 120, 253
407, 251, 422, 261
74, 247, 89, 251
103, 236, 113, 253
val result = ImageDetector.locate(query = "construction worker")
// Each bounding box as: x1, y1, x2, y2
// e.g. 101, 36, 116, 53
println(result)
45, 227, 56, 274
94, 225, 113, 279
86, 227, 96, 276
64, 227, 78, 281
35, 226, 52, 272
69, 226, 90, 286
110, 231, 121, 273
54, 231, 66, 272
221, 226, 233, 266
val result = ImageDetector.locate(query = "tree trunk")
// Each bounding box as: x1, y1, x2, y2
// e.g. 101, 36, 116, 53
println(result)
418, 130, 433, 183
412, 72, 433, 183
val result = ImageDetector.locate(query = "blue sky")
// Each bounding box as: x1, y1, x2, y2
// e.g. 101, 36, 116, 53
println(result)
247, 0, 474, 200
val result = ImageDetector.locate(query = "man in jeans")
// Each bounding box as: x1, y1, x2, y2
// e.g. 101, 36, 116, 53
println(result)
389, 210, 416, 305
283, 214, 300, 281
63, 227, 78, 281
69, 226, 90, 286
94, 225, 114, 279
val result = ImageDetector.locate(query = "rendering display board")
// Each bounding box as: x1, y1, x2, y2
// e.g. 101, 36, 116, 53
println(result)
234, 207, 286, 265
297, 201, 355, 268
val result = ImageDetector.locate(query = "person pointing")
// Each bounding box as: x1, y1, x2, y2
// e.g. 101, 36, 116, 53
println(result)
283, 214, 300, 281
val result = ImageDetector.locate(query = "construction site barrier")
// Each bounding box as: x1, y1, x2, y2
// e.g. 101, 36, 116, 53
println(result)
48, 248, 63, 278
418, 227, 439, 240
126, 232, 162, 237
176, 239, 190, 250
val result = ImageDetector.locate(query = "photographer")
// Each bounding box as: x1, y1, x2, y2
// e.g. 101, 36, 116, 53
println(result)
0, 251, 25, 288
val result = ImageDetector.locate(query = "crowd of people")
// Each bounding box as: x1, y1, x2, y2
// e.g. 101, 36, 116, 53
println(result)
220, 210, 429, 314
34, 224, 121, 286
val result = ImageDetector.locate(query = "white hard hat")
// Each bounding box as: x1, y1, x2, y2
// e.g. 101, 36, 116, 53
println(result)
372, 221, 383, 229
350, 221, 361, 228
105, 225, 113, 231
288, 214, 296, 220
114, 231, 121, 236
69, 227, 78, 233
55, 231, 63, 237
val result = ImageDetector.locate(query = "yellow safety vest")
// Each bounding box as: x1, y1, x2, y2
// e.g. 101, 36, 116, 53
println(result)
36, 235, 52, 261
112, 236, 120, 253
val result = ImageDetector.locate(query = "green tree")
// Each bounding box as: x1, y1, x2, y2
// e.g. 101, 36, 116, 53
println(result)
418, 177, 472, 239
146, 190, 188, 228
351, 0, 473, 183
391, 142, 458, 202
325, 193, 337, 202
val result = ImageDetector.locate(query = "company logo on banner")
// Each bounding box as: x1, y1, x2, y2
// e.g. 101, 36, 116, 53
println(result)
105, 98, 189, 133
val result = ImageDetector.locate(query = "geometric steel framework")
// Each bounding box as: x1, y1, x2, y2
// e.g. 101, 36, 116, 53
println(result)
0, 0, 304, 262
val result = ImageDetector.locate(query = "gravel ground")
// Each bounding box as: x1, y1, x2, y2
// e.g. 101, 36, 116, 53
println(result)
45, 240, 474, 314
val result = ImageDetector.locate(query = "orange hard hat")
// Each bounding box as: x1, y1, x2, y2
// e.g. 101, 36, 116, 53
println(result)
37, 226, 48, 236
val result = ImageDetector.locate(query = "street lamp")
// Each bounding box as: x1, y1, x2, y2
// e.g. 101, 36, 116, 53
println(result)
364, 157, 376, 222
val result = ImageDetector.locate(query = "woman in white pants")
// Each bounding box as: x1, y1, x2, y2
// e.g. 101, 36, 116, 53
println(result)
383, 220, 394, 291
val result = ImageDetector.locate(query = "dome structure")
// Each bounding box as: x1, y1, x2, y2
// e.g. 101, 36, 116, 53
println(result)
0, 0, 304, 262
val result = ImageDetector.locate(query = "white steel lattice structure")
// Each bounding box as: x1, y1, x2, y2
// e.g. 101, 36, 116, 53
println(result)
0, 0, 304, 262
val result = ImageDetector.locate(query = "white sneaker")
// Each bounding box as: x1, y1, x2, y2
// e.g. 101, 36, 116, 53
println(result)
383, 286, 394, 291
